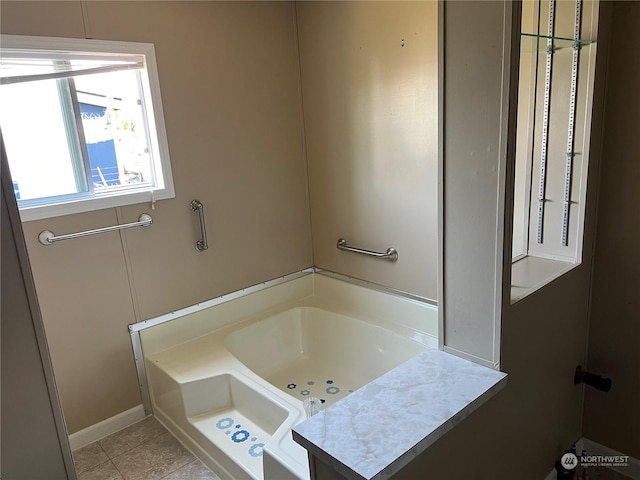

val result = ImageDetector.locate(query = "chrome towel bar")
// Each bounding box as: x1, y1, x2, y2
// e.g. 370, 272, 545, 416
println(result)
38, 214, 153, 246
336, 238, 398, 262
190, 199, 208, 251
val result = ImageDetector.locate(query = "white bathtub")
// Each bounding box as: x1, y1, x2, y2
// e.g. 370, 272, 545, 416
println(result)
225, 306, 428, 408
141, 273, 437, 480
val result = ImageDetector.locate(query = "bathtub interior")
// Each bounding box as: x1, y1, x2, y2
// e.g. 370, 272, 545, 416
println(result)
224, 306, 427, 407
184, 374, 289, 479
141, 273, 438, 480
147, 361, 303, 480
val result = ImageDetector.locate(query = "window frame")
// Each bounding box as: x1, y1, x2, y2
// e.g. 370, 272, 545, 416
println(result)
0, 35, 175, 222
509, 0, 599, 304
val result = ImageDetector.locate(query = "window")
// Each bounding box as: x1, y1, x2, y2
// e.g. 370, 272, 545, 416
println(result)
510, 1, 598, 302
0, 35, 174, 221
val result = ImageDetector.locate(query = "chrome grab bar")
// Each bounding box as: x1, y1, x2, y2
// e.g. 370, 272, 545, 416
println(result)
190, 199, 208, 251
336, 238, 398, 262
38, 214, 153, 246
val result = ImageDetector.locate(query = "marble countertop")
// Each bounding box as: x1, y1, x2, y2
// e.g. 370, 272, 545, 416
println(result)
292, 349, 508, 480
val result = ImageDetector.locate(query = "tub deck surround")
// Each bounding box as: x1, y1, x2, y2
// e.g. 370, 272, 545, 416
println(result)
138, 272, 438, 356
292, 349, 508, 480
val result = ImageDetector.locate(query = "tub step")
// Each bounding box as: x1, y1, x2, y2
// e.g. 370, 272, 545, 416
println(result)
189, 408, 269, 479
180, 373, 289, 480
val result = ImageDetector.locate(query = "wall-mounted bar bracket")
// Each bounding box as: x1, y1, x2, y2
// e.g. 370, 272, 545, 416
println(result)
336, 238, 398, 262
38, 213, 152, 245
190, 199, 208, 251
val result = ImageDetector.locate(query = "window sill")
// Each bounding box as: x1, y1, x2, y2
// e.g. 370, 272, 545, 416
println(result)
17, 187, 174, 222
511, 255, 578, 304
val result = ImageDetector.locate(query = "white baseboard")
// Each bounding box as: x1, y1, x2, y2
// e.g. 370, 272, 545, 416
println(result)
582, 438, 640, 480
544, 438, 640, 480
68, 404, 146, 451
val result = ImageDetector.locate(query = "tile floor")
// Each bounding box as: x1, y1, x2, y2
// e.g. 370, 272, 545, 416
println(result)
72, 417, 220, 480
74, 417, 635, 480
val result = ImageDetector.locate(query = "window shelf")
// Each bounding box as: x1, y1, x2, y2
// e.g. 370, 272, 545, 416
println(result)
512, 7, 598, 302
511, 255, 577, 304
520, 33, 594, 53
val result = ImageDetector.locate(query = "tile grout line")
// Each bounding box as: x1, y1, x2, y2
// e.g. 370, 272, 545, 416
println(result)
74, 442, 110, 475
99, 418, 169, 460
156, 458, 202, 480
95, 440, 126, 480
96, 419, 169, 480
77, 458, 122, 480
109, 458, 126, 480
93, 419, 210, 480
106, 431, 191, 480
76, 457, 111, 476
97, 441, 109, 458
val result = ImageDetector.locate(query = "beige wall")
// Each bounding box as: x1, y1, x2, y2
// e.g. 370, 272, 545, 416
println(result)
583, 1, 640, 459
309, 2, 611, 477
297, 2, 438, 301
2, 154, 73, 479
441, 0, 512, 366
8, 5, 634, 478
395, 270, 596, 480
2, 1, 312, 433
512, 0, 538, 260
3, 0, 439, 436
395, 1, 610, 478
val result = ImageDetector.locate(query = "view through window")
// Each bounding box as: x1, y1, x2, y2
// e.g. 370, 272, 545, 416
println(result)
0, 36, 173, 220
